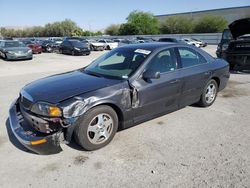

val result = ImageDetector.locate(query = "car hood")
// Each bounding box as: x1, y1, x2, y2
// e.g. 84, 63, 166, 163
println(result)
4, 47, 30, 52
22, 70, 122, 104
229, 18, 250, 39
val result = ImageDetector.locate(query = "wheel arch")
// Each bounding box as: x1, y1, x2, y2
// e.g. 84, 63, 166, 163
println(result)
65, 102, 125, 142
211, 77, 220, 88
92, 102, 124, 130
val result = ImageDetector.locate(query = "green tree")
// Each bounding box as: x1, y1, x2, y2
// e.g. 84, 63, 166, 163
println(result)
119, 23, 139, 35
105, 24, 120, 36
160, 16, 194, 34
119, 10, 159, 35
94, 31, 103, 36
193, 15, 228, 33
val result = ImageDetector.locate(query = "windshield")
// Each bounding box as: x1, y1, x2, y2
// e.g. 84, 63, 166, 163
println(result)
4, 41, 25, 48
85, 48, 151, 79
69, 40, 86, 47
222, 29, 233, 40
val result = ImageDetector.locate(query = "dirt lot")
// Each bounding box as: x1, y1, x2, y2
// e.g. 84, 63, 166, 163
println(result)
0, 46, 250, 188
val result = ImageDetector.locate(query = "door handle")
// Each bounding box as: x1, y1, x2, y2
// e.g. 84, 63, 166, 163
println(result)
204, 71, 212, 75
170, 79, 180, 84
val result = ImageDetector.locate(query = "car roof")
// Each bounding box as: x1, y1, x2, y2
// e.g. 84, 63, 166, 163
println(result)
119, 42, 176, 51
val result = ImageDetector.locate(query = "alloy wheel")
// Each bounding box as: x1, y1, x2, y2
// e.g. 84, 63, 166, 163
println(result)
87, 113, 114, 144
205, 83, 217, 104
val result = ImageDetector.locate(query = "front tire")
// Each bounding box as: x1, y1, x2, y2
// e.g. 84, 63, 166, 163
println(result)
46, 46, 52, 53
198, 79, 218, 107
74, 105, 118, 151
3, 53, 7, 60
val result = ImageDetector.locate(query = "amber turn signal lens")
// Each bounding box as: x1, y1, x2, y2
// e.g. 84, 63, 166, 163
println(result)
30, 139, 47, 145
49, 106, 62, 117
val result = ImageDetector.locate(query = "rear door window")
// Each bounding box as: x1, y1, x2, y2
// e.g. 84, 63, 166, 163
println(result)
178, 47, 207, 68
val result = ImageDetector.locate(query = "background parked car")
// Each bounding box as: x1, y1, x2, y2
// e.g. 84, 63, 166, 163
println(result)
98, 39, 118, 50
216, 18, 250, 70
59, 39, 90, 56
182, 38, 201, 47
191, 38, 207, 47
21, 39, 42, 54
0, 40, 32, 60
87, 39, 105, 51
64, 37, 90, 50
118, 39, 140, 47
136, 37, 156, 43
40, 40, 55, 53
158, 37, 186, 44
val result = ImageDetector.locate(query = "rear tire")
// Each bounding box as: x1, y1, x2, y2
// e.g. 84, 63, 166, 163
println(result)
198, 79, 218, 107
74, 105, 118, 151
3, 53, 7, 60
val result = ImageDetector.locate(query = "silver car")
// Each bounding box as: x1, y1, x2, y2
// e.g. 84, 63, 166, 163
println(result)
0, 40, 33, 60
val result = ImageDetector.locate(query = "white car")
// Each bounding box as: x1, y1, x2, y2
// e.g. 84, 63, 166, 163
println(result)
182, 38, 201, 48
87, 40, 105, 51
98, 39, 118, 50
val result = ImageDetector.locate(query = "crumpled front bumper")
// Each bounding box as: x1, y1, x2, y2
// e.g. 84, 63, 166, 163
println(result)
8, 99, 63, 155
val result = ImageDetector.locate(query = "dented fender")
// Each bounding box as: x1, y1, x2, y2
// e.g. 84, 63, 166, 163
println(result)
59, 81, 134, 141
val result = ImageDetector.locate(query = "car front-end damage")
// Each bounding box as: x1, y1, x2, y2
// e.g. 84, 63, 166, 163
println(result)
9, 99, 63, 154
9, 94, 89, 154
9, 80, 133, 154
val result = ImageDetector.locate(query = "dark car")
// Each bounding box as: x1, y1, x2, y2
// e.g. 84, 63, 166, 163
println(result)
0, 40, 33, 60
59, 40, 90, 56
158, 37, 186, 44
40, 40, 55, 53
9, 43, 229, 154
216, 18, 250, 70
21, 40, 42, 54
64, 37, 90, 50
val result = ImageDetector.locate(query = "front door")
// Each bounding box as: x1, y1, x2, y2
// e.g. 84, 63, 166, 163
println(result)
131, 48, 182, 123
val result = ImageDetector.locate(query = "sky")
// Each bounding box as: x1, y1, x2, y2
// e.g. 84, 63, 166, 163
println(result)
0, 0, 249, 31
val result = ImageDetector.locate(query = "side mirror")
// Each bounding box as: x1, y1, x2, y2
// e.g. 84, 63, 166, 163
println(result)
143, 69, 160, 80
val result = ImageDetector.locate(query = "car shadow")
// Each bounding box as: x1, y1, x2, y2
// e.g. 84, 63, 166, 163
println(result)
5, 118, 36, 155
67, 139, 88, 152
230, 69, 250, 74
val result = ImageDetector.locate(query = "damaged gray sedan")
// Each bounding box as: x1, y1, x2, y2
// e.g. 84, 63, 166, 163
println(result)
9, 43, 230, 154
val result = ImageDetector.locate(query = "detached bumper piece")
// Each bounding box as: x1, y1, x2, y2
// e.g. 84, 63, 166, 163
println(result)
9, 100, 62, 155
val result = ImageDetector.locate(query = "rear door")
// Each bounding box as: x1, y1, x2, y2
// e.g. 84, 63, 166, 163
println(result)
176, 47, 211, 107
131, 48, 182, 123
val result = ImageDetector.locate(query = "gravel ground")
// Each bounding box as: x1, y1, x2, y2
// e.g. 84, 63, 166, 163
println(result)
0, 46, 250, 188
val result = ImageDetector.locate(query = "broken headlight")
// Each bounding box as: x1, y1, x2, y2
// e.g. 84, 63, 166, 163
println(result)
31, 102, 62, 117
